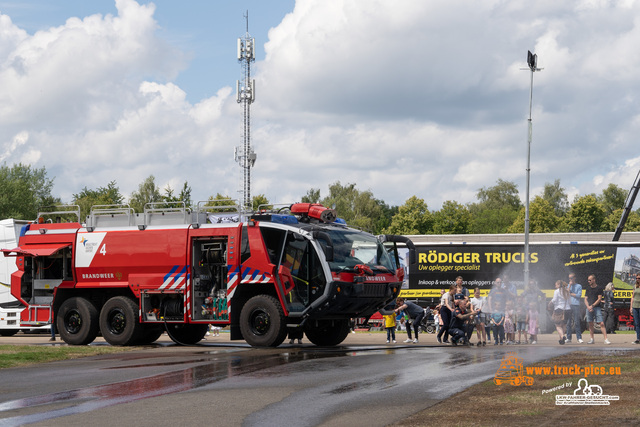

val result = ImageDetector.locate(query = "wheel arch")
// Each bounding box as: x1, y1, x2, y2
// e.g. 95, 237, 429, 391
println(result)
229, 283, 279, 340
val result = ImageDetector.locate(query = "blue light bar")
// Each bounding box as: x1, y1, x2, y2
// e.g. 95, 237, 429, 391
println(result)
270, 214, 299, 224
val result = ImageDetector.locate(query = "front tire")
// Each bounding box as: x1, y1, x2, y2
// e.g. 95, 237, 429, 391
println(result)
99, 296, 142, 346
239, 295, 287, 347
57, 297, 99, 345
304, 319, 350, 346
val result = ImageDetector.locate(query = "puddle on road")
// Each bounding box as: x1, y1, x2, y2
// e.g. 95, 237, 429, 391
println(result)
0, 346, 352, 426
0, 344, 566, 425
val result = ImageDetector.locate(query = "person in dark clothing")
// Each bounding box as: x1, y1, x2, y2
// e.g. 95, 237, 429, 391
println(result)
437, 285, 455, 344
584, 274, 610, 345
449, 299, 477, 346
394, 298, 425, 343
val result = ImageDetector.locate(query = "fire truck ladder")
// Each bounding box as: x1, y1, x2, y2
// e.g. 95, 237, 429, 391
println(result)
613, 169, 640, 241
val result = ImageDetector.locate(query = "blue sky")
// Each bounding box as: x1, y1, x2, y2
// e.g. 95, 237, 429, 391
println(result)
1, 1, 640, 212
1, 0, 295, 102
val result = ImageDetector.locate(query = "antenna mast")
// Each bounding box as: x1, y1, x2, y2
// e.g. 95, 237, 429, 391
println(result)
522, 50, 542, 290
235, 11, 256, 210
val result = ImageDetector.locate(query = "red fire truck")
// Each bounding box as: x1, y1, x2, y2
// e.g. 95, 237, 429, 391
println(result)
2, 202, 414, 347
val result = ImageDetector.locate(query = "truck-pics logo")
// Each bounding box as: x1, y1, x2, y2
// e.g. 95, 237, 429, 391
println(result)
494, 352, 534, 386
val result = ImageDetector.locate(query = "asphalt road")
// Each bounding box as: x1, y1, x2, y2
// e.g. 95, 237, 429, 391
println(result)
0, 331, 637, 427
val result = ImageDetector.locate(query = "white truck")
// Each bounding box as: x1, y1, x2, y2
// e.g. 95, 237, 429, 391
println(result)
0, 219, 39, 336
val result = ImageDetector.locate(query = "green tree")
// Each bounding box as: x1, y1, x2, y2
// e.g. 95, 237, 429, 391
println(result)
319, 182, 384, 232
129, 175, 162, 213
542, 179, 569, 216
432, 200, 472, 234
252, 194, 270, 211
0, 163, 59, 219
468, 179, 522, 233
375, 200, 398, 234
72, 181, 124, 220
476, 179, 522, 210
507, 196, 560, 233
162, 181, 192, 209
384, 196, 433, 235
301, 188, 321, 204
601, 208, 640, 232
204, 193, 237, 212
597, 183, 627, 217
561, 194, 605, 232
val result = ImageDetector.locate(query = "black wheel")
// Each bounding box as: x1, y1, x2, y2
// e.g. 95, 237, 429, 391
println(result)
239, 295, 287, 347
0, 329, 19, 337
136, 326, 164, 344
99, 296, 142, 346
57, 297, 99, 345
426, 325, 436, 334
304, 319, 350, 346
166, 324, 208, 345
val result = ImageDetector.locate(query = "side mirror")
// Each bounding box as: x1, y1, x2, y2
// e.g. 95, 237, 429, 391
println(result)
312, 230, 334, 262
379, 234, 416, 265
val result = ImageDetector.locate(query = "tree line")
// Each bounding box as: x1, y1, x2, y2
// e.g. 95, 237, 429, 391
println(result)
2, 163, 639, 235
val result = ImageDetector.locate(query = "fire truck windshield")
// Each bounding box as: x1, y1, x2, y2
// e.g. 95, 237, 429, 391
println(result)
321, 229, 395, 273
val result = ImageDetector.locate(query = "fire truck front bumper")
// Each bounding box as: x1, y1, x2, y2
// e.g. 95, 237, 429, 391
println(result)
306, 281, 401, 319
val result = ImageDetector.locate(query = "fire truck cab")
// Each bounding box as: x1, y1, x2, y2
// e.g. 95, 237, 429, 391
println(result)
2, 203, 414, 347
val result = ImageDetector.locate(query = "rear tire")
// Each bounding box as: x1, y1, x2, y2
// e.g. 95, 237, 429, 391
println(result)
304, 319, 350, 346
100, 296, 142, 346
57, 297, 99, 345
0, 329, 19, 337
166, 324, 208, 345
239, 295, 287, 347
136, 326, 164, 344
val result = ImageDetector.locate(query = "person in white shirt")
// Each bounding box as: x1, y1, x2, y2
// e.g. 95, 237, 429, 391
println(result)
470, 287, 487, 346
550, 280, 571, 345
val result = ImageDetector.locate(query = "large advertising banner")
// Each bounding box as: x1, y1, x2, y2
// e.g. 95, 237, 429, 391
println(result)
402, 243, 637, 299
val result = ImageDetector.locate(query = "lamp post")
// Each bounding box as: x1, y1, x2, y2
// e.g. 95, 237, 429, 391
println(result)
523, 50, 542, 290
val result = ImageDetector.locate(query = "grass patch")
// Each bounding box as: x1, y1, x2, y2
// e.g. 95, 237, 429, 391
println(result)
393, 349, 640, 427
0, 345, 136, 369
516, 409, 545, 416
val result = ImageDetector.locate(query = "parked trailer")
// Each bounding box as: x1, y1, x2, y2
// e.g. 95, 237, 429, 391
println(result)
0, 219, 50, 336
2, 203, 414, 347
401, 232, 640, 331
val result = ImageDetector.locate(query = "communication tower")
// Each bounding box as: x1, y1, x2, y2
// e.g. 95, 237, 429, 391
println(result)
235, 12, 256, 211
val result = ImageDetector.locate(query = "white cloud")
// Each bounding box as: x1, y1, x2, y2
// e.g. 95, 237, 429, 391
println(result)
0, 130, 29, 163
2, 0, 640, 213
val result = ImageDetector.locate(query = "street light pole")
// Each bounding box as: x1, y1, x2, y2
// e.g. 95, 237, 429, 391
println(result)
523, 50, 542, 290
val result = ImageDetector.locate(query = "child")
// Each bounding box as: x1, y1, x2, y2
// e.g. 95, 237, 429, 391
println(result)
384, 311, 397, 343
433, 306, 441, 336
492, 309, 505, 345
528, 301, 539, 344
504, 300, 515, 344
515, 295, 528, 344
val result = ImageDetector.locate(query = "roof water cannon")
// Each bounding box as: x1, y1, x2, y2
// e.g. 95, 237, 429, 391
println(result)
290, 203, 337, 223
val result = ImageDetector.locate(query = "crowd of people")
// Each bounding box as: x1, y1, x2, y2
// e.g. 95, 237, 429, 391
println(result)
387, 273, 640, 346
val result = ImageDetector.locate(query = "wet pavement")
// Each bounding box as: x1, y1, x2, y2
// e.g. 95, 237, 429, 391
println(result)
0, 331, 637, 426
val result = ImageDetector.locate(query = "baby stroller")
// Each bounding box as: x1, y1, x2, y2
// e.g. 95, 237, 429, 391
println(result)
419, 307, 436, 334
